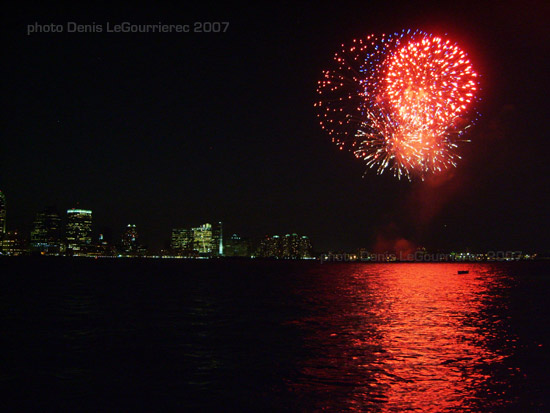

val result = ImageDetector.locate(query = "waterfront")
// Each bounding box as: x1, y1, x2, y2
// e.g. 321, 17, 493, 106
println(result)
2, 259, 549, 411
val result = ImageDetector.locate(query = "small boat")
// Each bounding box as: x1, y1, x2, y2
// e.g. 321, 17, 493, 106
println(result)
458, 270, 469, 274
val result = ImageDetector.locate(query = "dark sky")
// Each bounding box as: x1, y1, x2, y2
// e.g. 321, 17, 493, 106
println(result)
1, 1, 549, 253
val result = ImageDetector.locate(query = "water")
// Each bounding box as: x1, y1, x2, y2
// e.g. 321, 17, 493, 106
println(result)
1, 259, 549, 411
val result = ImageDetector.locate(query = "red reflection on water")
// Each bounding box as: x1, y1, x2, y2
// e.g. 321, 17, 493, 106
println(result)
289, 263, 514, 412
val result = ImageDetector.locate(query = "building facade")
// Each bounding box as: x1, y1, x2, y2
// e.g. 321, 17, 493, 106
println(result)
121, 224, 138, 253
171, 228, 194, 255
0, 231, 26, 256
212, 221, 223, 257
30, 207, 62, 254
66, 209, 92, 252
298, 235, 313, 258
257, 233, 312, 259
224, 233, 250, 257
192, 223, 213, 256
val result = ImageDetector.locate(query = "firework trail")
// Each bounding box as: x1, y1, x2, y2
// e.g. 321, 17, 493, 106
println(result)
315, 30, 479, 180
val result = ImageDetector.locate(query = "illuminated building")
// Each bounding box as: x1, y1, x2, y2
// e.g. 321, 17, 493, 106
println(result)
171, 228, 194, 255
121, 224, 138, 253
97, 232, 116, 256
257, 235, 282, 258
269, 235, 282, 257
66, 208, 92, 252
212, 221, 223, 257
0, 230, 26, 256
299, 235, 313, 258
258, 233, 312, 259
0, 190, 6, 237
193, 223, 213, 256
282, 233, 301, 259
171, 222, 222, 257
30, 207, 62, 254
224, 234, 250, 257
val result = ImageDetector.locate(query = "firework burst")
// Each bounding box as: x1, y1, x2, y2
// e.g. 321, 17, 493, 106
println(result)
316, 30, 479, 180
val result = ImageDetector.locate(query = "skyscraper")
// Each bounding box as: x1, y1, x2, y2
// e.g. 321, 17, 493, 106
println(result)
299, 235, 313, 258
170, 222, 222, 258
212, 221, 223, 257
257, 233, 312, 259
224, 233, 250, 257
0, 190, 6, 237
66, 208, 92, 252
282, 233, 300, 259
257, 235, 283, 258
192, 223, 213, 256
121, 224, 138, 253
30, 207, 62, 254
171, 228, 194, 255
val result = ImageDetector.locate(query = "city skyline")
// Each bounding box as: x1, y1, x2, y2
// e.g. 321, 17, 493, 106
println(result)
0, 188, 542, 259
0, 190, 320, 257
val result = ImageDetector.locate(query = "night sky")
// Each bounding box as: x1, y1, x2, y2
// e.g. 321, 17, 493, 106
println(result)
2, 1, 549, 253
